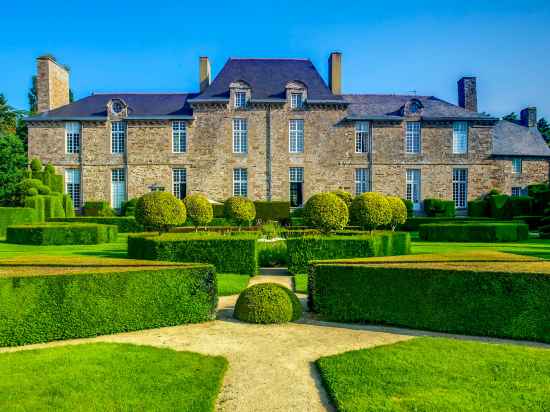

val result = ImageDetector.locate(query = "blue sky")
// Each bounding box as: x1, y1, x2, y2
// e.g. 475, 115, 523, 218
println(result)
3, 0, 550, 118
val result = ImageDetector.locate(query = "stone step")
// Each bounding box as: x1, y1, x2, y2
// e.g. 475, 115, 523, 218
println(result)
259, 267, 289, 276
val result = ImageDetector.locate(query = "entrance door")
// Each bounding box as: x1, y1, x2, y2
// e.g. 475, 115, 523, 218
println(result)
406, 169, 421, 211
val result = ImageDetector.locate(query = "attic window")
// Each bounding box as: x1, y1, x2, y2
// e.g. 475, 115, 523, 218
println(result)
291, 93, 303, 109
409, 101, 421, 114
234, 92, 247, 109
112, 101, 124, 114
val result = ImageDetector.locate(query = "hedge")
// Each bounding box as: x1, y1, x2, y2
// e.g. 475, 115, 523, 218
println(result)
128, 233, 258, 275
513, 215, 543, 231
253, 201, 291, 224
24, 195, 46, 222
0, 207, 39, 237
6, 224, 118, 245
44, 195, 65, 219
286, 232, 411, 274
308, 256, 550, 343
489, 195, 510, 218
0, 265, 216, 346
212, 203, 225, 218
401, 217, 508, 231
419, 223, 529, 242
467, 199, 488, 217
83, 201, 114, 216
48, 217, 143, 233
423, 199, 455, 217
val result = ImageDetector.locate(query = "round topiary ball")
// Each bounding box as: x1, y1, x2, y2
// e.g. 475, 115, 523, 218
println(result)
135, 191, 187, 232
26, 187, 38, 197
350, 192, 392, 230
184, 194, 213, 227
386, 196, 407, 230
234, 283, 302, 324
224, 196, 256, 226
30, 158, 42, 172
303, 192, 348, 233
38, 185, 51, 195
332, 190, 353, 209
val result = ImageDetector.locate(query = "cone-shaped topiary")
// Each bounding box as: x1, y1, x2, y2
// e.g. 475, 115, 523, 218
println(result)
224, 196, 256, 226
234, 283, 302, 324
350, 192, 392, 230
135, 191, 186, 232
184, 194, 214, 228
387, 196, 407, 230
332, 190, 353, 209
303, 192, 349, 234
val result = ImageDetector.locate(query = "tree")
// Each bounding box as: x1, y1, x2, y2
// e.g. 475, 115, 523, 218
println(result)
538, 118, 550, 143
184, 194, 214, 229
28, 76, 38, 114
0, 94, 18, 134
303, 192, 348, 234
224, 197, 256, 226
386, 196, 407, 231
135, 192, 187, 232
0, 132, 28, 205
502, 112, 518, 122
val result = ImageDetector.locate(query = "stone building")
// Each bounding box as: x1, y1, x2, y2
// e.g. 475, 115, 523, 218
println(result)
26, 53, 550, 212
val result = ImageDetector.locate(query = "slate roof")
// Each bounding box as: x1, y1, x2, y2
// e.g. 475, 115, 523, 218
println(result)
491, 120, 550, 157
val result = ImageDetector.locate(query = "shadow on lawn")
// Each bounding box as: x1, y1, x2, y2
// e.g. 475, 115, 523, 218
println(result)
78, 250, 130, 259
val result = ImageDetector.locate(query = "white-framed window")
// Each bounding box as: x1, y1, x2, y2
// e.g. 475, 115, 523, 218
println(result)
452, 121, 468, 154
511, 186, 524, 197
512, 158, 522, 175
289, 167, 304, 207
111, 121, 126, 154
233, 168, 248, 197
289, 119, 304, 153
172, 121, 187, 153
111, 168, 126, 209
355, 121, 370, 153
233, 119, 248, 153
173, 168, 187, 200
290, 93, 303, 109
453, 168, 468, 209
65, 122, 81, 154
234, 91, 247, 109
406, 169, 421, 211
65, 169, 81, 208
355, 168, 370, 195
405, 121, 421, 154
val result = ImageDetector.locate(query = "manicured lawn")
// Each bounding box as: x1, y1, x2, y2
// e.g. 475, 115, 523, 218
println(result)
317, 337, 550, 412
218, 274, 249, 296
0, 343, 227, 411
294, 274, 308, 293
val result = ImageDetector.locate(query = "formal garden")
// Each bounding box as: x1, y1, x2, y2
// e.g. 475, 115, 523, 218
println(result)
1, 162, 550, 410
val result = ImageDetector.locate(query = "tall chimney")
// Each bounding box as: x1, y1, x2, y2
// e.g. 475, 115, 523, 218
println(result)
520, 107, 537, 128
36, 55, 70, 113
199, 56, 211, 92
457, 76, 477, 112
328, 52, 342, 95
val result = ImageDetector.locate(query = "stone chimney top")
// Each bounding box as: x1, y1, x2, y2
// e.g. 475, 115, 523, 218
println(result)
36, 55, 70, 113
328, 52, 342, 95
520, 107, 537, 128
457, 76, 477, 112
199, 56, 211, 92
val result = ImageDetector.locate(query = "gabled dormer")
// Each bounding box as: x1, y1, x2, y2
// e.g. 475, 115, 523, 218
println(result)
286, 81, 307, 110
230, 80, 251, 109
107, 98, 128, 120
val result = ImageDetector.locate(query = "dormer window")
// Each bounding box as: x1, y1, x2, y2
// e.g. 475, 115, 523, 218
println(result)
112, 101, 124, 114
291, 93, 303, 109
234, 91, 247, 109
409, 101, 420, 113
405, 99, 423, 116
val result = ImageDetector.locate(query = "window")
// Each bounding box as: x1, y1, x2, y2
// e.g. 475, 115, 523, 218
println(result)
405, 122, 421, 154
289, 167, 304, 207
233, 168, 248, 197
512, 158, 522, 174
452, 121, 468, 154
172, 121, 187, 153
289, 119, 304, 153
355, 168, 370, 195
111, 169, 126, 209
511, 187, 523, 197
65, 122, 81, 154
233, 119, 248, 153
406, 169, 421, 211
65, 169, 81, 208
290, 93, 303, 109
453, 168, 468, 209
355, 122, 370, 153
111, 121, 126, 154
234, 92, 247, 109
409, 101, 421, 114
173, 168, 187, 200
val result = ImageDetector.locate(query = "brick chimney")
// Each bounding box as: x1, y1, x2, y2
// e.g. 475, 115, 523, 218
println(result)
328, 52, 342, 95
36, 55, 70, 113
520, 107, 537, 128
199, 56, 211, 92
457, 76, 477, 112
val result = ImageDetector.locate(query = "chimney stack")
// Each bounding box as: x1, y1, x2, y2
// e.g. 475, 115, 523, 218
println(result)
328, 52, 342, 95
36, 55, 70, 113
457, 76, 477, 112
199, 56, 211, 92
520, 107, 537, 128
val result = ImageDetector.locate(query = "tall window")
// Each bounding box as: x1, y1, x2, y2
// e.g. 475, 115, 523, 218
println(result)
65, 169, 81, 208
289, 119, 304, 153
511, 187, 523, 197
512, 158, 522, 174
355, 122, 370, 153
290, 93, 303, 109
111, 122, 126, 154
234, 92, 247, 108
111, 168, 126, 209
233, 119, 248, 153
172, 121, 187, 153
405, 122, 421, 154
173, 168, 187, 200
406, 169, 421, 211
233, 168, 248, 197
355, 168, 370, 195
452, 121, 468, 154
65, 122, 81, 154
452, 168, 468, 209
289, 167, 304, 207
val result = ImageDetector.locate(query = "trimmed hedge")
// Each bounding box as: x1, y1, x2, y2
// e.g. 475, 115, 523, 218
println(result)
0, 265, 216, 346
48, 216, 144, 232
24, 195, 46, 222
401, 217, 509, 231
254, 201, 291, 224
489, 195, 510, 218
212, 203, 225, 218
234, 283, 301, 324
286, 232, 411, 274
62, 194, 75, 217
44, 195, 65, 219
83, 201, 114, 217
513, 215, 543, 230
423, 199, 455, 217
419, 223, 529, 242
6, 224, 118, 245
467, 199, 488, 217
0, 207, 39, 237
128, 233, 258, 275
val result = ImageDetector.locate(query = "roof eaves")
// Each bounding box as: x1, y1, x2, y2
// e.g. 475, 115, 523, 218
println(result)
422, 116, 498, 122
307, 99, 348, 105
188, 98, 229, 104
345, 115, 403, 121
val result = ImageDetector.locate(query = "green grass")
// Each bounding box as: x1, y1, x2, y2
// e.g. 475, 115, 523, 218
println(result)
0, 343, 227, 411
218, 274, 249, 296
317, 337, 550, 412
294, 274, 308, 293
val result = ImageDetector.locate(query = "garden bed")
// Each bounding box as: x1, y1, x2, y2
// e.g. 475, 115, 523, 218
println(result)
6, 223, 118, 245
419, 222, 528, 242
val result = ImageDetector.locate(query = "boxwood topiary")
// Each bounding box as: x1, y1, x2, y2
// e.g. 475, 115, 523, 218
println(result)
303, 192, 348, 234
224, 197, 256, 226
184, 194, 213, 228
30, 158, 42, 172
386, 196, 407, 230
332, 190, 353, 209
350, 192, 392, 230
233, 283, 302, 324
135, 192, 187, 232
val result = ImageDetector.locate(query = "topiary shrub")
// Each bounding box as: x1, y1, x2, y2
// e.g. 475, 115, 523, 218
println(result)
303, 192, 348, 234
224, 197, 256, 226
82, 201, 115, 217
386, 196, 407, 230
62, 194, 75, 217
26, 188, 38, 197
423, 199, 456, 217
350, 192, 392, 230
402, 198, 414, 218
38, 185, 51, 195
332, 190, 353, 209
233, 283, 302, 324
184, 194, 213, 228
121, 198, 138, 216
135, 192, 186, 232
30, 158, 42, 173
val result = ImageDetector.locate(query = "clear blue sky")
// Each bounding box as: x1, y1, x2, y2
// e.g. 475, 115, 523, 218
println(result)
3, 0, 549, 119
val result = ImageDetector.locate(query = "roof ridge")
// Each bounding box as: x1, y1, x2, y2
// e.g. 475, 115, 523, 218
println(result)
343, 93, 432, 98
228, 57, 310, 61
91, 92, 191, 95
